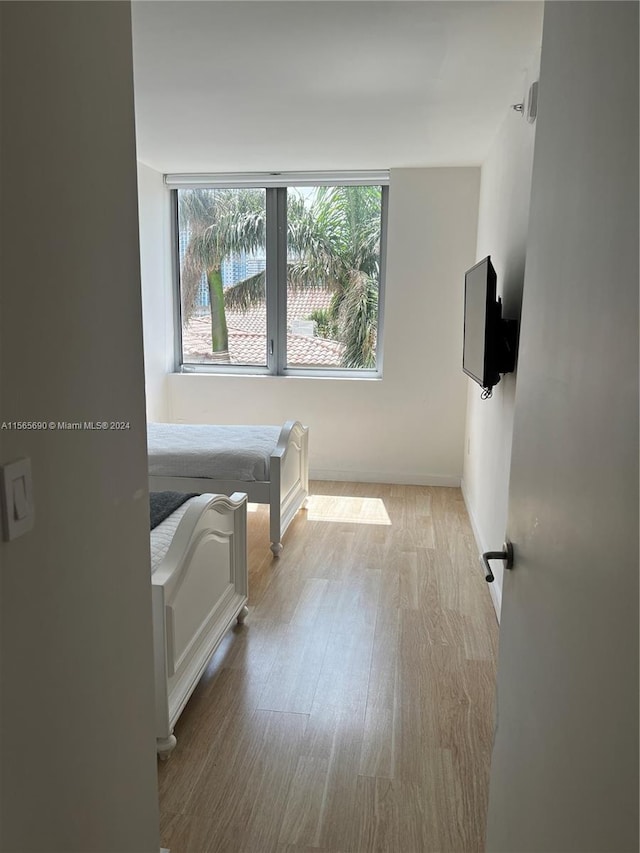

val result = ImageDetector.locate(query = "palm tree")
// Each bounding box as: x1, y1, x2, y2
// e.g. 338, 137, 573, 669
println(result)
288, 185, 381, 368
179, 188, 265, 362
180, 185, 382, 368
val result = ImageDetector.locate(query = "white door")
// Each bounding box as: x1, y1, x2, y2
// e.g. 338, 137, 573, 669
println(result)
486, 4, 638, 852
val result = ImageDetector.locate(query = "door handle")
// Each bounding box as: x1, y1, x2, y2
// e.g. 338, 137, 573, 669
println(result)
482, 541, 514, 583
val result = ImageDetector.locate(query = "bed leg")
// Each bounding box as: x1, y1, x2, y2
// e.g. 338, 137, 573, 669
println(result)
270, 541, 283, 557
237, 605, 249, 624
157, 734, 177, 760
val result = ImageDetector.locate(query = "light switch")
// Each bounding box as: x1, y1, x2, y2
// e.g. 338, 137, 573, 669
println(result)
1, 458, 34, 540
13, 476, 29, 520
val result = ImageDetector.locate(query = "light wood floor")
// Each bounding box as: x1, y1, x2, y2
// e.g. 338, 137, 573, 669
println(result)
158, 482, 498, 853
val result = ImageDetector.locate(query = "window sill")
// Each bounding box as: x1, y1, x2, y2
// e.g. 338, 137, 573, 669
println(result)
176, 367, 383, 381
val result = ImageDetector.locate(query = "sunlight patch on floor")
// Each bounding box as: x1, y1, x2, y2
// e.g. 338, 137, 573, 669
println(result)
306, 495, 392, 525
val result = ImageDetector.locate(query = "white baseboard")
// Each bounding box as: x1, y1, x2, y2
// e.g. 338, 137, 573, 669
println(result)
461, 478, 501, 622
309, 468, 461, 487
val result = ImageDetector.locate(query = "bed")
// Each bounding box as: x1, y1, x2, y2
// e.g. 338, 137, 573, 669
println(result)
148, 420, 309, 556
151, 491, 248, 759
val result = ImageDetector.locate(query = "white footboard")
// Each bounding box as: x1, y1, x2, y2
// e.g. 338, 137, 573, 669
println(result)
152, 492, 248, 758
148, 420, 309, 558
269, 420, 309, 556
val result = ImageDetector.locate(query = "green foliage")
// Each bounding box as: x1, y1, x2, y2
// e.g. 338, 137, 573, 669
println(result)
307, 308, 339, 341
179, 187, 265, 322
179, 184, 382, 368
287, 185, 381, 367
223, 270, 266, 312
338, 271, 378, 369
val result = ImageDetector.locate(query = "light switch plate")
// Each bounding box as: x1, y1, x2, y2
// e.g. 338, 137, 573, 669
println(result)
1, 457, 34, 541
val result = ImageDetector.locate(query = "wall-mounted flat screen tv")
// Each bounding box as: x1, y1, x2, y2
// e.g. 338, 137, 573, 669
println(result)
463, 256, 518, 396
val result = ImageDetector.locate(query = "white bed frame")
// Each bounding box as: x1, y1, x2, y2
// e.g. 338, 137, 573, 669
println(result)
152, 492, 248, 759
149, 420, 309, 557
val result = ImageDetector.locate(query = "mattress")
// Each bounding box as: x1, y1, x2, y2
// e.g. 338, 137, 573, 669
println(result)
150, 498, 195, 573
148, 422, 281, 481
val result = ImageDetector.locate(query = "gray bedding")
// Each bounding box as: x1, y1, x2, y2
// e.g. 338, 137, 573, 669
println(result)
150, 490, 197, 529
147, 422, 281, 481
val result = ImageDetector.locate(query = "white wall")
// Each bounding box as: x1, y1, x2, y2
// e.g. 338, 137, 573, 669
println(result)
167, 168, 480, 485
138, 161, 173, 421
0, 4, 159, 851
462, 38, 542, 617
486, 2, 638, 849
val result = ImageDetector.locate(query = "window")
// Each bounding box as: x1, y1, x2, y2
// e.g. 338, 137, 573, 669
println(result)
170, 172, 389, 376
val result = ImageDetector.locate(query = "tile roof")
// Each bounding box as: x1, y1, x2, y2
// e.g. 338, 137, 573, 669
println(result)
224, 287, 335, 336
182, 287, 345, 367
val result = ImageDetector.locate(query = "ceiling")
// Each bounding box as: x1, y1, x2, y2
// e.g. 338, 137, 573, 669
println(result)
131, 1, 543, 173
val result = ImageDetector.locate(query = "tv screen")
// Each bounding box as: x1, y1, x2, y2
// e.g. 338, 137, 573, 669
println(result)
463, 256, 499, 389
